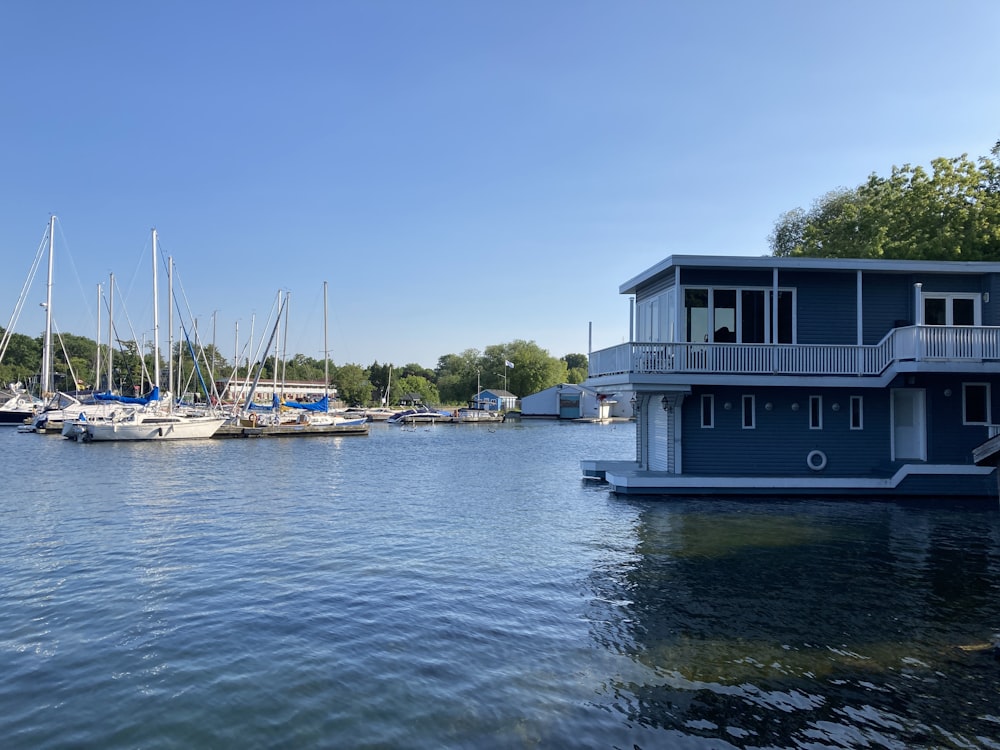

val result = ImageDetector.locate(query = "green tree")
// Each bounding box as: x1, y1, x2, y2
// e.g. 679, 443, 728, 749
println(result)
435, 349, 482, 404
395, 374, 440, 406
769, 146, 1000, 260
484, 340, 567, 397
400, 362, 436, 383
333, 363, 372, 406
366, 361, 393, 406
0, 329, 41, 388
562, 353, 588, 384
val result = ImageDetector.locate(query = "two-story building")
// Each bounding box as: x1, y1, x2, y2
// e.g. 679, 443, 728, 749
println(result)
581, 255, 1000, 498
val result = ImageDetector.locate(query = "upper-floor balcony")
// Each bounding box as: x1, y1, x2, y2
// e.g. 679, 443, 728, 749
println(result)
588, 325, 1000, 379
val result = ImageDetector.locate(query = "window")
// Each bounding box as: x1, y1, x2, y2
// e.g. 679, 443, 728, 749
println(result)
923, 293, 981, 326
701, 394, 714, 428
809, 396, 823, 429
713, 289, 737, 342
775, 290, 794, 343
850, 396, 863, 430
963, 383, 990, 425
686, 289, 710, 343
683, 286, 795, 343
742, 395, 755, 429
741, 290, 767, 343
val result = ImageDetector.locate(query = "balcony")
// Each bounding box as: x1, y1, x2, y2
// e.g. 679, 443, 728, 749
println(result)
588, 326, 1000, 379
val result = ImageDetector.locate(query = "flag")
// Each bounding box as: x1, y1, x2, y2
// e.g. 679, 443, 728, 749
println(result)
505, 360, 514, 369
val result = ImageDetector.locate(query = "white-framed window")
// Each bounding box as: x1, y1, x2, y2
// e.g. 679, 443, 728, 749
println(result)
850, 396, 863, 430
683, 286, 795, 344
701, 394, 714, 428
963, 383, 990, 425
636, 289, 677, 343
741, 395, 755, 429
809, 395, 823, 429
923, 293, 981, 326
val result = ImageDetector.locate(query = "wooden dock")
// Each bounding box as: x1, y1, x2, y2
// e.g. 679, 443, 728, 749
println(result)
213, 422, 369, 438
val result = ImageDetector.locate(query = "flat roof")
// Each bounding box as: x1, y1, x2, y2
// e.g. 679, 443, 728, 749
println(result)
620, 254, 1000, 294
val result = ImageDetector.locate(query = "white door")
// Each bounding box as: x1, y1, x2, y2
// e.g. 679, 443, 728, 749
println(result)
892, 389, 926, 461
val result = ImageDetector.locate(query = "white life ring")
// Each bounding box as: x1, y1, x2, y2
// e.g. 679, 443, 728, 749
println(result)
806, 450, 827, 471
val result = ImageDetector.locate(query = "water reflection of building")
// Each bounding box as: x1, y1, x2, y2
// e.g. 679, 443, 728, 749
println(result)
586, 500, 1000, 746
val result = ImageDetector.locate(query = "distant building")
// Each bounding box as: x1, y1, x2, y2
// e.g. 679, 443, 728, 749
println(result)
398, 392, 423, 407
216, 379, 333, 404
521, 383, 612, 420
470, 389, 517, 412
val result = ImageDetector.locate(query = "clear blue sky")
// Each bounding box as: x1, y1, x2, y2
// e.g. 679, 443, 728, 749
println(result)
2, 1, 998, 369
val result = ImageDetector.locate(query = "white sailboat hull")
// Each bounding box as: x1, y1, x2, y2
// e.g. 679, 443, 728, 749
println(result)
76, 413, 225, 441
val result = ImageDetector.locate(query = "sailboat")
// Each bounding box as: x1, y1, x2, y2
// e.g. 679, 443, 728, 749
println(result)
67, 229, 226, 442
283, 281, 368, 430
214, 283, 367, 437
1, 216, 56, 425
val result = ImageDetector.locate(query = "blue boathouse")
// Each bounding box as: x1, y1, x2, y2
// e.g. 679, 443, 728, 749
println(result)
581, 254, 1000, 498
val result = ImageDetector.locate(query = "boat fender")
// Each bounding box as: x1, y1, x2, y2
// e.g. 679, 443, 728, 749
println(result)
806, 450, 827, 471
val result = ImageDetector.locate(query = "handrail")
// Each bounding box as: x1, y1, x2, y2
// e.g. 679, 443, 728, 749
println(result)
588, 325, 1000, 378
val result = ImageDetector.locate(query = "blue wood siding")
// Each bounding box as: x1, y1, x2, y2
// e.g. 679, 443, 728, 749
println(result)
682, 385, 890, 477
986, 274, 1000, 326
781, 271, 857, 345
681, 376, 1000, 477
918, 274, 983, 294
680, 269, 774, 287
920, 373, 999, 464
862, 274, 913, 344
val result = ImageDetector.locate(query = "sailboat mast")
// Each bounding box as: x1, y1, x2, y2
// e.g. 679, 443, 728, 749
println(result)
281, 291, 290, 396
95, 283, 102, 391
41, 215, 55, 396
108, 273, 114, 392
323, 281, 329, 399
151, 228, 160, 391
167, 255, 174, 402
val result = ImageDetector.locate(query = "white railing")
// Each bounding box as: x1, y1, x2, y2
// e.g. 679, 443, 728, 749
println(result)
588, 326, 1000, 378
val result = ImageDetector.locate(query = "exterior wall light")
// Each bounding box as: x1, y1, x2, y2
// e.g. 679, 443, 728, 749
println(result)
791, 402, 800, 411
832, 403, 841, 412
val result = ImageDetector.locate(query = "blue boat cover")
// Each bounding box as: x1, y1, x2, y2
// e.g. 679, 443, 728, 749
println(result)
282, 395, 329, 412
94, 386, 160, 405
248, 393, 281, 412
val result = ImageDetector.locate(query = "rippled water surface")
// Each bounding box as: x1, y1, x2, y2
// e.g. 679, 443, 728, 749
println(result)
1, 421, 999, 749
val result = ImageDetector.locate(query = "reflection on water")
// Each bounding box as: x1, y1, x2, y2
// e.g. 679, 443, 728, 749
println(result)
589, 500, 1000, 748
1, 425, 999, 749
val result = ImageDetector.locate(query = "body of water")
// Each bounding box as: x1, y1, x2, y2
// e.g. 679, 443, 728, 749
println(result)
1, 420, 999, 749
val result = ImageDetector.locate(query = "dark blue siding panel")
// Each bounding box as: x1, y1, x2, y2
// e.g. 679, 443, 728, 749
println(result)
782, 272, 857, 345
918, 273, 983, 294
682, 385, 890, 477
862, 274, 913, 344
682, 376, 1000, 479
681, 269, 774, 287
922, 373, 1000, 464
986, 274, 1000, 326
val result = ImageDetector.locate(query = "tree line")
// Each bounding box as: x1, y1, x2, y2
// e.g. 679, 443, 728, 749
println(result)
0, 329, 588, 408
769, 141, 1000, 259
